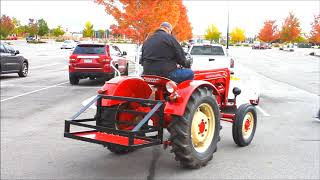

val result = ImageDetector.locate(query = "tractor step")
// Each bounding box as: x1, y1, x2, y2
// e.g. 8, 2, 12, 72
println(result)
64, 118, 161, 150
72, 131, 149, 146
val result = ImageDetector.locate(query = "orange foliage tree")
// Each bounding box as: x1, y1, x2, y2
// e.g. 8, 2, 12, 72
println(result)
309, 14, 320, 45
95, 0, 192, 43
172, 1, 193, 41
258, 20, 279, 43
280, 12, 301, 42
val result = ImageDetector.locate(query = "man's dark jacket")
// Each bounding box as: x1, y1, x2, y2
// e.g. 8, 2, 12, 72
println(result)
140, 29, 188, 77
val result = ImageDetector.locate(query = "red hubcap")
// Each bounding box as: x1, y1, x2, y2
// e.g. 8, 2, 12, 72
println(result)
244, 119, 251, 132
198, 119, 206, 134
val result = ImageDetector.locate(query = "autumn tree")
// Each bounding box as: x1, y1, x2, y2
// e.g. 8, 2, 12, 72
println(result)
204, 24, 221, 43
27, 18, 38, 37
95, 0, 192, 43
38, 18, 49, 37
172, 1, 193, 41
0, 15, 14, 39
258, 20, 279, 42
309, 14, 320, 44
52, 25, 65, 37
12, 17, 21, 35
230, 27, 245, 43
280, 12, 301, 43
83, 21, 94, 38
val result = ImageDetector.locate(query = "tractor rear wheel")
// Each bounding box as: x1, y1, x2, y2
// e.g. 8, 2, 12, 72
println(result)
168, 87, 220, 169
232, 103, 257, 147
96, 105, 133, 154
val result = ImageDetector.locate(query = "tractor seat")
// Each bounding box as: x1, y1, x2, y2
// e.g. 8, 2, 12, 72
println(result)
141, 75, 174, 87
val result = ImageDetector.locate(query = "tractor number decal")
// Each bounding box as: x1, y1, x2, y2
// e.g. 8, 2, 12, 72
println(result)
144, 77, 160, 83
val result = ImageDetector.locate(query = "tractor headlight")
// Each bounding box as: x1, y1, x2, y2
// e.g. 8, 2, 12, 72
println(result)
165, 81, 177, 93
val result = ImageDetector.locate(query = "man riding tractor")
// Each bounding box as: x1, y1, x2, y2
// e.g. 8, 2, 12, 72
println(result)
140, 22, 194, 83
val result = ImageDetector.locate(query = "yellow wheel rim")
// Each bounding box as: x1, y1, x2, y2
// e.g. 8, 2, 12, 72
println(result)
242, 112, 254, 139
191, 103, 215, 153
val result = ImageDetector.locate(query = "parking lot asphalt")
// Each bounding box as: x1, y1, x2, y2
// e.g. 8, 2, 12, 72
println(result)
1, 40, 319, 179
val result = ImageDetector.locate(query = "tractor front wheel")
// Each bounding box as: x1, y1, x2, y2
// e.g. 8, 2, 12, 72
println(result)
232, 103, 257, 147
168, 87, 221, 169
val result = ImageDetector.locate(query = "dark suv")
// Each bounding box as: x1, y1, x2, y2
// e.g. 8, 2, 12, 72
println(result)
0, 42, 29, 77
68, 43, 129, 85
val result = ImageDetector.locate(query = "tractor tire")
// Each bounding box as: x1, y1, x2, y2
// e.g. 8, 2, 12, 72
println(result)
69, 74, 79, 85
95, 104, 148, 154
168, 87, 221, 169
232, 103, 257, 147
96, 106, 133, 154
18, 62, 28, 77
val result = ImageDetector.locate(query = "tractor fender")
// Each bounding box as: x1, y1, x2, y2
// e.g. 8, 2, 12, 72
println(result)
99, 76, 152, 106
164, 80, 220, 116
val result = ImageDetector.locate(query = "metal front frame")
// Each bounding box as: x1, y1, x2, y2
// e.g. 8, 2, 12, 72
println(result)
64, 94, 165, 149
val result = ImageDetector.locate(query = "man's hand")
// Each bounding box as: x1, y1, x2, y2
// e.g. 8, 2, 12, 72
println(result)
184, 53, 193, 68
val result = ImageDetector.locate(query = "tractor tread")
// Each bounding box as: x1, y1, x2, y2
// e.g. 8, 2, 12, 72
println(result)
168, 87, 220, 169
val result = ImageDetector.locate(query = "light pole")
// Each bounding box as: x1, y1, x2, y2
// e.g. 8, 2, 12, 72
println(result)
226, 4, 230, 50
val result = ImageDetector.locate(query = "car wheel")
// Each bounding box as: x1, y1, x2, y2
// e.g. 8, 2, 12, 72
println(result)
18, 62, 28, 77
69, 74, 79, 85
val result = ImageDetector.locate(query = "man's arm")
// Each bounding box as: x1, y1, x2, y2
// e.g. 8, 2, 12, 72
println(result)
170, 36, 189, 67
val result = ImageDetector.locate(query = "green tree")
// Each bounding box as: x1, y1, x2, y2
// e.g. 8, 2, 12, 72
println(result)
37, 18, 49, 37
230, 27, 246, 43
52, 25, 65, 37
83, 21, 94, 38
0, 15, 14, 39
98, 29, 105, 38
16, 25, 28, 37
294, 35, 307, 43
204, 24, 221, 43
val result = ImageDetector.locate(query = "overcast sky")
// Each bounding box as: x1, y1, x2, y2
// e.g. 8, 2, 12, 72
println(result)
1, 0, 319, 37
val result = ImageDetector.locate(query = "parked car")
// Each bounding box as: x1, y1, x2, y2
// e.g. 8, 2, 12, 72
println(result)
0, 42, 29, 77
252, 41, 268, 49
61, 40, 77, 49
279, 44, 295, 52
7, 36, 18, 40
68, 43, 129, 85
187, 44, 235, 74
26, 36, 36, 43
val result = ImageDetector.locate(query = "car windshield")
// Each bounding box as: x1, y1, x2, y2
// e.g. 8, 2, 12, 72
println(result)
190, 46, 224, 55
73, 45, 105, 55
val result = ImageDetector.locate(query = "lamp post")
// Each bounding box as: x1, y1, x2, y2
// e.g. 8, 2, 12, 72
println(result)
226, 4, 230, 50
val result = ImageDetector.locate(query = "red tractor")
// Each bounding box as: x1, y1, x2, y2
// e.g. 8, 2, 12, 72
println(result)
64, 67, 257, 169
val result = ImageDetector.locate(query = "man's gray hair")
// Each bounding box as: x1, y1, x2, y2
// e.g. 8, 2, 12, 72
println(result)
160, 22, 173, 31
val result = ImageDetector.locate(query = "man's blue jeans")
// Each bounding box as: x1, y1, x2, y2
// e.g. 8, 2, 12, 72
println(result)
168, 69, 194, 84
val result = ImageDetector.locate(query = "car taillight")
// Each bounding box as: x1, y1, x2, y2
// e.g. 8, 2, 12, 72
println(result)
99, 58, 108, 62
230, 58, 234, 68
69, 58, 77, 63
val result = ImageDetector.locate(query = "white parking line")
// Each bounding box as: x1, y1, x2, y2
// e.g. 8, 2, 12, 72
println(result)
256, 106, 271, 117
31, 63, 63, 69
1, 81, 68, 102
